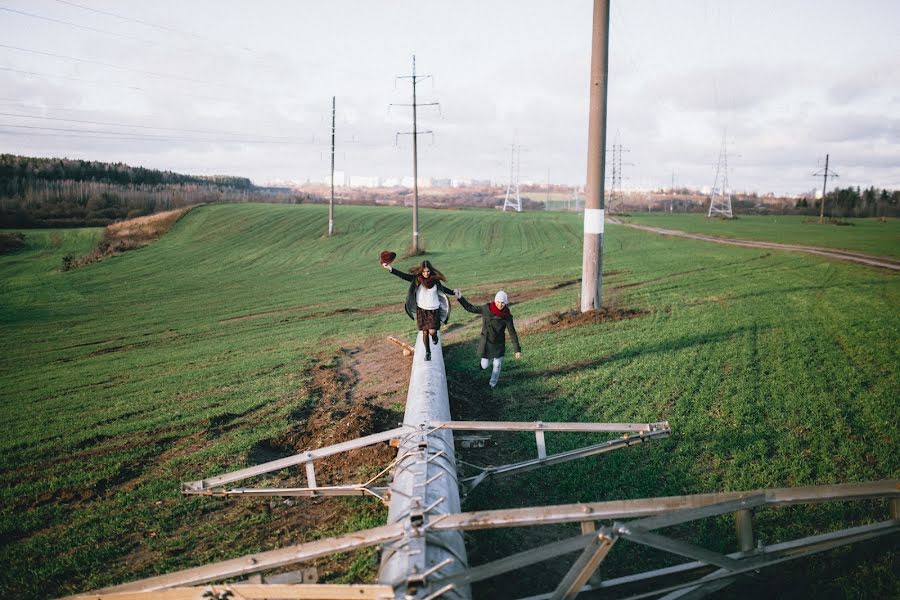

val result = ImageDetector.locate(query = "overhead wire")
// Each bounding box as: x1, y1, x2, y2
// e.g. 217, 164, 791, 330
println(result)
0, 123, 314, 145
0, 44, 256, 92
0, 110, 303, 140
49, 0, 257, 55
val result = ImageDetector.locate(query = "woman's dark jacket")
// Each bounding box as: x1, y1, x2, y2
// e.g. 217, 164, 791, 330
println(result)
458, 296, 521, 359
388, 268, 452, 324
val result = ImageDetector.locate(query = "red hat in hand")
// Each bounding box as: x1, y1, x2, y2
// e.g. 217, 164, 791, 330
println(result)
380, 250, 397, 265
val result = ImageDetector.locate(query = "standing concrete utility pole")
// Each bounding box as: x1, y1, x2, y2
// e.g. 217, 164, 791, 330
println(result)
393, 55, 438, 254
814, 154, 838, 224
581, 0, 610, 313
329, 96, 335, 236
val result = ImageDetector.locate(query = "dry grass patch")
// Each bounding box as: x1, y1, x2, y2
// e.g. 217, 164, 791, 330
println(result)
62, 207, 193, 270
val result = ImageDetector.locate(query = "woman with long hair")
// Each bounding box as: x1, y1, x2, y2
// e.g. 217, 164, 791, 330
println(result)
383, 259, 454, 361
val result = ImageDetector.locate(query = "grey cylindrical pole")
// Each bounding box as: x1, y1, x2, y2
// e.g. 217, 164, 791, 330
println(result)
329, 96, 335, 236
581, 0, 610, 313
378, 334, 469, 599
412, 55, 420, 253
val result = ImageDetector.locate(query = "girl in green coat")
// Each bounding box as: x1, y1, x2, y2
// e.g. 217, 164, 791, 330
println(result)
456, 290, 521, 388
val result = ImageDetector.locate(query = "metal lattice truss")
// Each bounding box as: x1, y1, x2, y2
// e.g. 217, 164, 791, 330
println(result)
69, 480, 899, 600
180, 420, 672, 502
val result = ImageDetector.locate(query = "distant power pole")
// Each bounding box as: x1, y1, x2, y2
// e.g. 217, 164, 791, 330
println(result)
503, 144, 522, 212
581, 0, 610, 313
546, 168, 551, 206
814, 154, 839, 224
329, 96, 335, 236
707, 133, 733, 218
606, 137, 631, 213
391, 55, 439, 253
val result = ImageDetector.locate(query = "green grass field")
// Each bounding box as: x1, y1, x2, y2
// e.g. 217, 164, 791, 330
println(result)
623, 212, 900, 259
1, 204, 898, 599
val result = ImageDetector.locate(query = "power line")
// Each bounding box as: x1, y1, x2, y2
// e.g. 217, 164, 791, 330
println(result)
0, 6, 161, 46
0, 5, 274, 69
0, 66, 233, 103
0, 110, 301, 140
0, 44, 244, 89
0, 123, 311, 145
50, 0, 265, 59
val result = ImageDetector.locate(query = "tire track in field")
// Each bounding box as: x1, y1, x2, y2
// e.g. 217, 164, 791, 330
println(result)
612, 219, 900, 271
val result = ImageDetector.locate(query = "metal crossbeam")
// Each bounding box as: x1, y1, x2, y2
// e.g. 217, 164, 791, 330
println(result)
460, 428, 671, 492
625, 494, 767, 531
190, 485, 391, 501
550, 532, 617, 600
182, 426, 413, 492
616, 525, 742, 571
515, 520, 899, 600
431, 480, 899, 532
67, 584, 395, 600
432, 420, 669, 433
80, 523, 404, 595
437, 533, 597, 588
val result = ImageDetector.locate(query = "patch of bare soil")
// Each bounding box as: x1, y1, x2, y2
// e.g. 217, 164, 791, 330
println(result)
534, 306, 650, 332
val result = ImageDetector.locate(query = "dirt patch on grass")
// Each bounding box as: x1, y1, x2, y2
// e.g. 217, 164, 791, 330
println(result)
0, 231, 26, 253
252, 344, 409, 487
62, 207, 193, 270
527, 306, 650, 334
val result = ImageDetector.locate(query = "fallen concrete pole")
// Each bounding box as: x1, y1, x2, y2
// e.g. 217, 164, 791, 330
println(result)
379, 333, 471, 599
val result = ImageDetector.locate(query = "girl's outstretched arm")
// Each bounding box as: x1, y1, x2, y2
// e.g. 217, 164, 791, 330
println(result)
384, 264, 415, 282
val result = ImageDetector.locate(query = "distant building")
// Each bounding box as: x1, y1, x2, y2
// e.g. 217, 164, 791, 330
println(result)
382, 177, 401, 187
323, 171, 346, 186
401, 177, 432, 188
432, 178, 451, 188
451, 178, 472, 188
349, 175, 381, 188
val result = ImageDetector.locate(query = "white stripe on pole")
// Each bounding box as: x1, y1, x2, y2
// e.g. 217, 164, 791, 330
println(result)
584, 208, 605, 234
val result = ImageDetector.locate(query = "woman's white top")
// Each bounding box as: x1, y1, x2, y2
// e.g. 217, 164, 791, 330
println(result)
416, 284, 441, 309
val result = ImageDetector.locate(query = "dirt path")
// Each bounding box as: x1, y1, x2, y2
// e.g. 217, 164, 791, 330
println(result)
612, 219, 900, 271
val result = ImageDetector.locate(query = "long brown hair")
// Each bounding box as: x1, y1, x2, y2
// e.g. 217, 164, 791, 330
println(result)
409, 260, 446, 282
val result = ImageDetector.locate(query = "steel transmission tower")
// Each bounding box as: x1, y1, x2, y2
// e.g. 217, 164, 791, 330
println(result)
606, 136, 631, 213
502, 144, 522, 212
707, 133, 733, 218
391, 55, 439, 253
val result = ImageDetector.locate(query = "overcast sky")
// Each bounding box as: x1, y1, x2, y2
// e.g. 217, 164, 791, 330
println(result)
1, 0, 897, 194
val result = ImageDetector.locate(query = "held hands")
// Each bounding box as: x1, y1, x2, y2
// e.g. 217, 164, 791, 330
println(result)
515, 352, 521, 360
453, 288, 462, 299
382, 263, 392, 271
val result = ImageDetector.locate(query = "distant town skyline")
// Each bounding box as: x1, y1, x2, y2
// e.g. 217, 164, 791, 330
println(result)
1, 1, 898, 195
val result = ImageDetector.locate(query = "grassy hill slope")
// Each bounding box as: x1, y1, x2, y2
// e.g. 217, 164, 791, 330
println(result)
623, 213, 900, 258
1, 204, 897, 598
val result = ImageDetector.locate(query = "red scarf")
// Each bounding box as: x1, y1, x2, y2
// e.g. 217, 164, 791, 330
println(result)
417, 275, 436, 289
489, 302, 510, 317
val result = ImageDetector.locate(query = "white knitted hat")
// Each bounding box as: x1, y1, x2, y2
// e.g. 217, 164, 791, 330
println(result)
494, 290, 509, 304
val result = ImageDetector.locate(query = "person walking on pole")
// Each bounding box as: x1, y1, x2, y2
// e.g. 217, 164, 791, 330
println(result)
382, 253, 453, 361
456, 289, 521, 388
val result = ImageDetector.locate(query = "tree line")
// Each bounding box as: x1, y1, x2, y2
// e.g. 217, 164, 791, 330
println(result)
0, 154, 315, 227
795, 186, 899, 218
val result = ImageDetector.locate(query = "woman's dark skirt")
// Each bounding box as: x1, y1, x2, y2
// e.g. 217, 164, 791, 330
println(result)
416, 307, 441, 331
